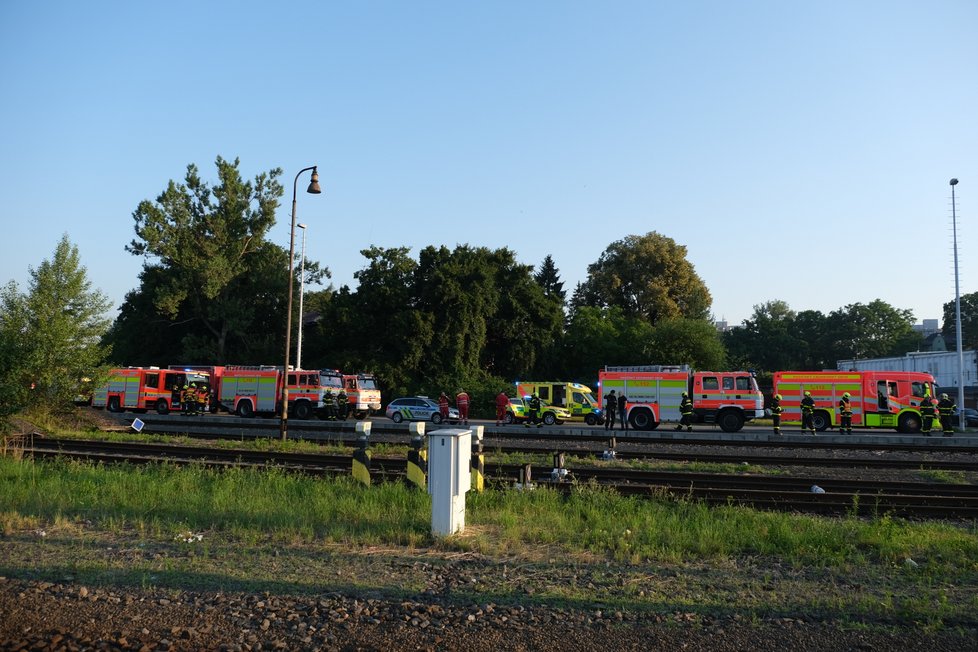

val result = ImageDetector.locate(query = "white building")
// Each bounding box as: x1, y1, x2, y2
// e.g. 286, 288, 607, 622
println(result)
837, 350, 977, 391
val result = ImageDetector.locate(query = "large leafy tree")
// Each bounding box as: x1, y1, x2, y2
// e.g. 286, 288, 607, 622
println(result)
941, 291, 978, 351
826, 300, 920, 361
723, 300, 805, 372
0, 236, 111, 418
575, 232, 711, 324
109, 157, 321, 363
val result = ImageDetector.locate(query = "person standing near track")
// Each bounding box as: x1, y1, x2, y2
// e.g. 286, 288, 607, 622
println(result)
618, 393, 628, 431
438, 392, 450, 423
801, 391, 816, 435
604, 390, 617, 430
526, 393, 542, 428
838, 391, 853, 435
456, 389, 470, 426
676, 392, 693, 432
771, 393, 783, 435
920, 397, 937, 436
937, 393, 957, 437
495, 390, 509, 426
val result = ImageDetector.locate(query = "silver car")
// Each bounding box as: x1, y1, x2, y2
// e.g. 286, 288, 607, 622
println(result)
385, 396, 460, 424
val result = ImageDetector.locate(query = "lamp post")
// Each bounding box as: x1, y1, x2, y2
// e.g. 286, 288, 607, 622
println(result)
950, 178, 965, 431
296, 222, 308, 372
281, 167, 321, 441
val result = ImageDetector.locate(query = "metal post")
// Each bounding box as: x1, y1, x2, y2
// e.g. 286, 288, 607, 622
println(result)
280, 166, 321, 441
950, 178, 965, 431
296, 223, 308, 372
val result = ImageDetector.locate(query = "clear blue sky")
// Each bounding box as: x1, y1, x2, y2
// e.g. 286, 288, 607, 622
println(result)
2, 1, 975, 328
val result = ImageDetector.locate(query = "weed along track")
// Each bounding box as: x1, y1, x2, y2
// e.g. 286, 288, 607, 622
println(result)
23, 436, 978, 519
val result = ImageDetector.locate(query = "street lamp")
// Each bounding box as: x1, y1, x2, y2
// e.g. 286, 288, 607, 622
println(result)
950, 178, 965, 431
296, 222, 308, 372
281, 167, 321, 441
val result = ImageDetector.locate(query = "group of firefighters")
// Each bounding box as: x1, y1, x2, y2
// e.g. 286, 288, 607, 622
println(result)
178, 383, 210, 415
321, 388, 349, 420
766, 389, 958, 436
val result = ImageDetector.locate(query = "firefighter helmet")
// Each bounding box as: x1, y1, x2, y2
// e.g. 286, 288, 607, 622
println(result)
774, 394, 781, 400
941, 393, 948, 400
843, 392, 850, 398
804, 391, 811, 397
682, 392, 688, 398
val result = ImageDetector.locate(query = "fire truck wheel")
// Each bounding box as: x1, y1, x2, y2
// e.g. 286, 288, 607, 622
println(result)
811, 411, 830, 432
155, 399, 169, 415
292, 401, 312, 420
353, 410, 367, 420
718, 409, 745, 433
897, 412, 922, 434
629, 409, 656, 431
107, 397, 121, 413
235, 401, 254, 418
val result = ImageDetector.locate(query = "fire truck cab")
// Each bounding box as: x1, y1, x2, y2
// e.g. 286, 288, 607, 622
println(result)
599, 365, 764, 432
92, 367, 209, 414
342, 373, 382, 419
772, 370, 936, 433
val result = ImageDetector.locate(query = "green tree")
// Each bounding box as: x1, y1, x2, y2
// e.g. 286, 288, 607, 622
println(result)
576, 232, 711, 324
0, 236, 112, 418
826, 300, 920, 361
560, 306, 655, 381
942, 291, 978, 351
534, 255, 566, 303
723, 300, 804, 372
116, 157, 315, 362
649, 318, 726, 370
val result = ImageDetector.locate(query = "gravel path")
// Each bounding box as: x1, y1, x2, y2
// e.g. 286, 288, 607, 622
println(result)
2, 576, 975, 651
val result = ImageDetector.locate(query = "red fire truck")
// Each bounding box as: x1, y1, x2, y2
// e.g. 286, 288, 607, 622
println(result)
218, 366, 343, 419
772, 370, 936, 433
598, 365, 765, 432
341, 373, 382, 419
92, 367, 210, 414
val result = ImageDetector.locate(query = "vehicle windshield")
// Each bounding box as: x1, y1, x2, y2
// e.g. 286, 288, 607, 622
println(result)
320, 373, 343, 389
581, 392, 597, 406
359, 376, 378, 389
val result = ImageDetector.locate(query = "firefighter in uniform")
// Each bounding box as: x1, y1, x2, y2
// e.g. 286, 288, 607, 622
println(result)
324, 389, 337, 420
196, 383, 209, 415
526, 393, 543, 428
920, 397, 937, 436
937, 393, 957, 436
180, 384, 191, 414
801, 391, 816, 435
771, 393, 783, 435
676, 392, 693, 432
838, 391, 853, 435
336, 388, 348, 420
188, 383, 201, 415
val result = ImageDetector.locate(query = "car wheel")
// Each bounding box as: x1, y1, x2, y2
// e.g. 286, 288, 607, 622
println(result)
504, 412, 515, 424
155, 399, 169, 415
543, 412, 557, 426
584, 414, 597, 426
390, 412, 404, 423
431, 413, 443, 424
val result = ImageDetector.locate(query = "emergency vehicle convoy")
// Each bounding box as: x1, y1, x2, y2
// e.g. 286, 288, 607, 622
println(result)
772, 370, 937, 433
598, 365, 765, 432
513, 381, 604, 425
93, 365, 373, 420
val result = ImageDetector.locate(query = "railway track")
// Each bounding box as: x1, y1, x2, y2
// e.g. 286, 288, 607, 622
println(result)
80, 412, 978, 472
18, 437, 978, 520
